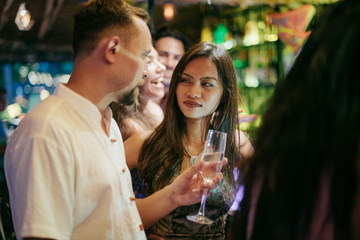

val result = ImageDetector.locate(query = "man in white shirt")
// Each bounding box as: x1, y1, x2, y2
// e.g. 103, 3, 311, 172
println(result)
4, 1, 222, 239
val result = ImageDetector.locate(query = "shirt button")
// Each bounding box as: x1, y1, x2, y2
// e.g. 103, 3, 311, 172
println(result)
139, 224, 144, 231
129, 197, 136, 201
110, 139, 117, 142
122, 167, 126, 173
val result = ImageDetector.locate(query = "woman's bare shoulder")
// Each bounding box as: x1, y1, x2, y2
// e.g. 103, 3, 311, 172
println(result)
124, 130, 153, 170
125, 129, 153, 144
142, 100, 164, 128
121, 118, 148, 141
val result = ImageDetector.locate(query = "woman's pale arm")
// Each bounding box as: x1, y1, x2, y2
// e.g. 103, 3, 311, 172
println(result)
124, 130, 152, 170
238, 130, 255, 160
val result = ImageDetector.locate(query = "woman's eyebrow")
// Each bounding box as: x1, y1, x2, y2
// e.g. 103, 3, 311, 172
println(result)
200, 76, 217, 81
182, 73, 218, 81
181, 72, 194, 79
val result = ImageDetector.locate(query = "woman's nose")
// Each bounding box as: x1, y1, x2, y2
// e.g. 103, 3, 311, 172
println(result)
187, 84, 201, 99
156, 60, 166, 73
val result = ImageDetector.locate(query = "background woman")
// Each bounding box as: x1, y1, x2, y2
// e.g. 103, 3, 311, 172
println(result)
111, 46, 166, 141
125, 41, 254, 239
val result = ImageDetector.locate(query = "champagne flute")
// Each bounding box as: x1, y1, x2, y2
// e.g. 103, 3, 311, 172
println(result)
186, 129, 227, 224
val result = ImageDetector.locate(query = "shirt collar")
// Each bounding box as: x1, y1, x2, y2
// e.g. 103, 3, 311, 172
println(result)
53, 83, 111, 125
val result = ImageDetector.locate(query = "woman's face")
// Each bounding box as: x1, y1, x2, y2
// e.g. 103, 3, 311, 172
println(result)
139, 46, 166, 102
176, 57, 223, 120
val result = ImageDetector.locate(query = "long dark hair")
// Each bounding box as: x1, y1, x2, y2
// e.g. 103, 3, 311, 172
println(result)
137, 42, 242, 198
232, 0, 360, 239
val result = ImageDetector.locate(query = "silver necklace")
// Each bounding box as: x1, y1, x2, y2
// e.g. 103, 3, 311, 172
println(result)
183, 143, 203, 166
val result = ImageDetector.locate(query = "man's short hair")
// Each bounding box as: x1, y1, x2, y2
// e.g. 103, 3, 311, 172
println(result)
72, 0, 150, 57
153, 26, 190, 51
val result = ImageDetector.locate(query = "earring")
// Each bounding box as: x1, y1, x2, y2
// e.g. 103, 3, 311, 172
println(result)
210, 111, 222, 130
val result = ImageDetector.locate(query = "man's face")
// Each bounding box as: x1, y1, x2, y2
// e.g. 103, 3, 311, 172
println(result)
155, 37, 185, 94
116, 16, 152, 105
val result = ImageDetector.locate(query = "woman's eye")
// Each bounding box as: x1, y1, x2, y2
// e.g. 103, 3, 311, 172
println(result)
180, 78, 190, 83
202, 82, 214, 87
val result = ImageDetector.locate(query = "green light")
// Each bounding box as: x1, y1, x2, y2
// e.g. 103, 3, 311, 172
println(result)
214, 23, 228, 44
234, 59, 245, 68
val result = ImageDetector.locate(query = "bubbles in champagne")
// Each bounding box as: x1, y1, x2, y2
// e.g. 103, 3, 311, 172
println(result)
200, 152, 224, 182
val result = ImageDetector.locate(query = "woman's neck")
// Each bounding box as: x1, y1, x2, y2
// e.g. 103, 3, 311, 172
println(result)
140, 93, 162, 107
185, 116, 212, 139
183, 118, 208, 156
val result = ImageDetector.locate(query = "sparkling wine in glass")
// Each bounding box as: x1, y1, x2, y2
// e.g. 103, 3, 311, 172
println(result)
186, 130, 227, 224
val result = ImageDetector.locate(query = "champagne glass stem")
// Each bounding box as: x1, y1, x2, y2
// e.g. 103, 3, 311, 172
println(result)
198, 188, 208, 217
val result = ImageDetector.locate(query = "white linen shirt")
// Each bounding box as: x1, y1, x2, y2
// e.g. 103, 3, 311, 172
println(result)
5, 84, 146, 240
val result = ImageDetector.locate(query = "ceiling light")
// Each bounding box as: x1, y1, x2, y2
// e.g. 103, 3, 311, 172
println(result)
163, 3, 175, 21
15, 2, 34, 31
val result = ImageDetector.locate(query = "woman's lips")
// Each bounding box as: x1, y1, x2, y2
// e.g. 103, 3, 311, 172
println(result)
150, 78, 164, 89
183, 100, 202, 108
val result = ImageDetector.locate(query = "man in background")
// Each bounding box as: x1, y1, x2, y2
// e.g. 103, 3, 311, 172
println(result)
153, 26, 189, 110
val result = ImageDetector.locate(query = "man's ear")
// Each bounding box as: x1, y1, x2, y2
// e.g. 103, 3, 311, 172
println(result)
109, 40, 120, 53
105, 37, 121, 63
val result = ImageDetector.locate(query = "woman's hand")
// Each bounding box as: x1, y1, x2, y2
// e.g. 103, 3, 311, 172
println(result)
168, 158, 228, 207
238, 108, 257, 124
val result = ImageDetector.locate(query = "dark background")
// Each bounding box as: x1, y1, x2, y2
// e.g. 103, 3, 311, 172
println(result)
0, 0, 238, 62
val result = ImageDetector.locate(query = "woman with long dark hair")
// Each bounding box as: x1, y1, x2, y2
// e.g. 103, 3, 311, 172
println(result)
125, 41, 254, 239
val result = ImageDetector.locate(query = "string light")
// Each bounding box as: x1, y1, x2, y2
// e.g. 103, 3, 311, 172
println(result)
15, 2, 34, 31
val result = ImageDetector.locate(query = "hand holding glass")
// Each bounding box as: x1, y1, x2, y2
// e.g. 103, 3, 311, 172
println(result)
186, 130, 227, 224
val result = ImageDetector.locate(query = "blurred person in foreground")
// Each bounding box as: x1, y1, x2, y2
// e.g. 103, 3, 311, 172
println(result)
4, 1, 223, 239
229, 0, 360, 239
125, 41, 254, 239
